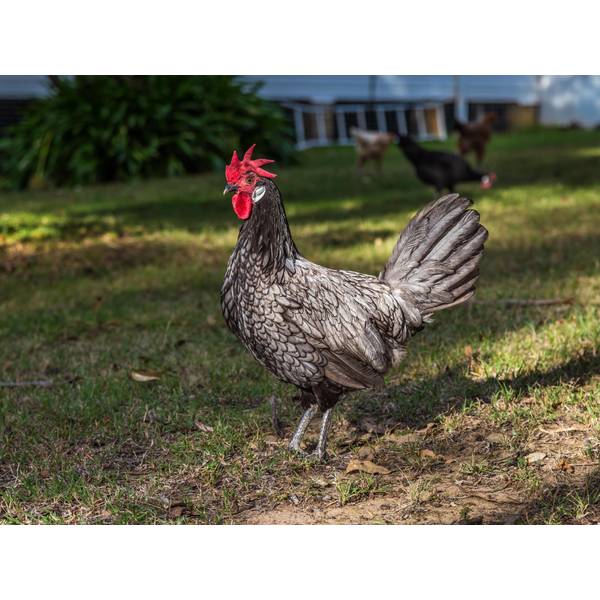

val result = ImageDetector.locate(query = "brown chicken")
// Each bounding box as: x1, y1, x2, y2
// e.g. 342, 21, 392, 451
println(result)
350, 127, 397, 172
455, 113, 496, 164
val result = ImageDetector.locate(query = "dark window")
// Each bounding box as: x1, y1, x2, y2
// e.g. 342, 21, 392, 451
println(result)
365, 109, 378, 130
404, 108, 420, 137
385, 110, 399, 133
344, 111, 359, 133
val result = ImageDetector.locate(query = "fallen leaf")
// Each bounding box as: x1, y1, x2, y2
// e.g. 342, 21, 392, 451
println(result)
420, 449, 437, 459
346, 459, 390, 475
195, 421, 214, 433
385, 432, 420, 444
526, 451, 547, 464
464, 345, 473, 359
168, 504, 188, 518
357, 446, 375, 461
557, 458, 575, 473
311, 477, 329, 488
263, 435, 280, 445
539, 424, 588, 435
130, 371, 160, 383
417, 423, 436, 434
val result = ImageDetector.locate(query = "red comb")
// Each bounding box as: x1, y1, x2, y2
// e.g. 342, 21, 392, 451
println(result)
225, 144, 276, 183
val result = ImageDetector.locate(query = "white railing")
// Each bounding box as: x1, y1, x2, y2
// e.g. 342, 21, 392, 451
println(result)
283, 102, 447, 150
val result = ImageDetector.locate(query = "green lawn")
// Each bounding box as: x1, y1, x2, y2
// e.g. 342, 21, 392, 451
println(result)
1, 129, 599, 524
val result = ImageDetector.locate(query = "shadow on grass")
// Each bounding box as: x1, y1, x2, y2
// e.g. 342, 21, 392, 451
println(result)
518, 467, 600, 524
338, 347, 600, 524
346, 347, 600, 430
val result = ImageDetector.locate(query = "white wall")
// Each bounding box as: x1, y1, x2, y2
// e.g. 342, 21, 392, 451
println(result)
539, 75, 600, 128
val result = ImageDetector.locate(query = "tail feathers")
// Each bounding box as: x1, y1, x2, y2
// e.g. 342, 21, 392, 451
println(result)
380, 194, 488, 316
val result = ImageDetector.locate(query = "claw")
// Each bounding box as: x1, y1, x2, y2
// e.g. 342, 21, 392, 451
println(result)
309, 448, 328, 463
286, 404, 334, 462
288, 440, 306, 455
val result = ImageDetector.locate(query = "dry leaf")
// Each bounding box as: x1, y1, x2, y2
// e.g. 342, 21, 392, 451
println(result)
263, 435, 280, 445
526, 451, 547, 464
464, 345, 473, 359
557, 458, 575, 473
130, 371, 160, 383
346, 459, 390, 475
417, 423, 436, 434
385, 432, 420, 444
311, 477, 329, 488
539, 424, 588, 435
420, 448, 437, 459
357, 446, 375, 461
168, 504, 187, 518
195, 421, 214, 433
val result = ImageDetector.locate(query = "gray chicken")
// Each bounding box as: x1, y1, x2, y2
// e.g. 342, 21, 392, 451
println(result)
221, 145, 488, 460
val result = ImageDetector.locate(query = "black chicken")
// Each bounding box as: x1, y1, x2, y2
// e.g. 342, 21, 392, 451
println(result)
398, 135, 496, 193
221, 145, 488, 460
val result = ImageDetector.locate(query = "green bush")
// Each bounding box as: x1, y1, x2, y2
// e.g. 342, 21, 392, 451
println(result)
0, 76, 296, 189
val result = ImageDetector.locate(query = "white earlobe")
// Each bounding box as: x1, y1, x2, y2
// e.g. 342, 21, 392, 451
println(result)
252, 186, 266, 203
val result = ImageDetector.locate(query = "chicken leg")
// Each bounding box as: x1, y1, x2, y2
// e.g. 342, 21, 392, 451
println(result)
288, 404, 334, 461
288, 404, 318, 453
313, 408, 333, 461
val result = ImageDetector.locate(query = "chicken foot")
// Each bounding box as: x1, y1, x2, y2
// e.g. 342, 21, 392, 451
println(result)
288, 404, 334, 461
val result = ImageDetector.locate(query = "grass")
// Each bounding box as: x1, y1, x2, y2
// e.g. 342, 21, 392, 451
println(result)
1, 128, 599, 524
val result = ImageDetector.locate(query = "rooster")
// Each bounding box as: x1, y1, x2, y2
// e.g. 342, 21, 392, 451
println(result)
398, 135, 496, 194
350, 127, 397, 172
221, 145, 488, 460
455, 113, 496, 165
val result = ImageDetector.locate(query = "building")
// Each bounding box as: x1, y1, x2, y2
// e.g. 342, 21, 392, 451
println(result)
2, 76, 600, 148
240, 75, 543, 148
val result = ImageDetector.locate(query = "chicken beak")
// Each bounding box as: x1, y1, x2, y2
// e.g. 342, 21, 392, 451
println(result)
223, 183, 238, 195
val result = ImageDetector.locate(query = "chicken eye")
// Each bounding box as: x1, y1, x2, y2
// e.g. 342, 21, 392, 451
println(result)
245, 176, 254, 184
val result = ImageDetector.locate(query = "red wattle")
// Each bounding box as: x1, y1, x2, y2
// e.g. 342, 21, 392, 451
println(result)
232, 192, 252, 220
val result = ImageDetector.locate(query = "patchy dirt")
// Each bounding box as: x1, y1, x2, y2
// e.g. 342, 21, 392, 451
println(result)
236, 416, 600, 525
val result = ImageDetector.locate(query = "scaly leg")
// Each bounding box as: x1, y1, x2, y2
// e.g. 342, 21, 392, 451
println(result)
312, 408, 334, 461
288, 404, 318, 454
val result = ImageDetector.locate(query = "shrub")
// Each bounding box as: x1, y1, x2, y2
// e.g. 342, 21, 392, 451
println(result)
0, 76, 296, 189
